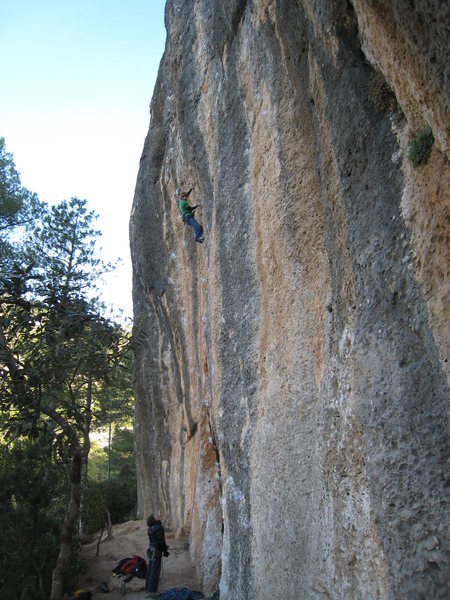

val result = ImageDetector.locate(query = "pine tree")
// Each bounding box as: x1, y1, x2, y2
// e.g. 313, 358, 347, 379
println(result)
0, 142, 131, 598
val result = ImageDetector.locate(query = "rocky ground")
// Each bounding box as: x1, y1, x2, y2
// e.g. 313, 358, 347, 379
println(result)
77, 520, 203, 599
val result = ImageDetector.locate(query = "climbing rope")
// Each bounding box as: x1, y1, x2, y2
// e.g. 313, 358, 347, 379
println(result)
168, 545, 187, 556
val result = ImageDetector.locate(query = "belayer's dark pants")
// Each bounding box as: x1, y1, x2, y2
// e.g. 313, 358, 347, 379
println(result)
146, 556, 162, 592
185, 213, 203, 241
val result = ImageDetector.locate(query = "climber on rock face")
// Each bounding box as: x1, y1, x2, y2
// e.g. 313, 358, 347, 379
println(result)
178, 188, 205, 244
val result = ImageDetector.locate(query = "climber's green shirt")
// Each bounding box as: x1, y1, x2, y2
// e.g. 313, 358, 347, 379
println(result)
179, 199, 194, 219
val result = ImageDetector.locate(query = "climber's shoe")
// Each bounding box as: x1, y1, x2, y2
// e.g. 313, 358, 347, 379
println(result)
196, 236, 205, 243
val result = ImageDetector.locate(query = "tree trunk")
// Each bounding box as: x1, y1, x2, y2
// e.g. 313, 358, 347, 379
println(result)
78, 375, 92, 542
31, 551, 47, 599
50, 446, 82, 600
95, 525, 105, 557
108, 396, 112, 481
103, 499, 113, 540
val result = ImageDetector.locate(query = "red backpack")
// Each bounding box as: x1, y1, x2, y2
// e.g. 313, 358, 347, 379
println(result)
112, 555, 148, 581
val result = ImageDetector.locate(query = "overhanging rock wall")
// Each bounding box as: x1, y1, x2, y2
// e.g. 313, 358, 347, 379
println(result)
130, 1, 449, 598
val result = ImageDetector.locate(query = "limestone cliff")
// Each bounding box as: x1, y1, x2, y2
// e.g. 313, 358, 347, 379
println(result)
129, 1, 449, 598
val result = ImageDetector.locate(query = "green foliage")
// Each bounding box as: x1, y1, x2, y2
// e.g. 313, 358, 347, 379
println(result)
0, 139, 134, 597
88, 426, 135, 479
23, 197, 111, 304
91, 344, 134, 432
0, 137, 22, 219
81, 478, 107, 535
109, 427, 135, 472
0, 439, 68, 599
0, 138, 38, 229
0, 138, 42, 272
84, 427, 136, 536
82, 476, 137, 536
408, 125, 434, 167
0, 193, 130, 448
366, 70, 397, 113
87, 441, 109, 480
101, 477, 137, 523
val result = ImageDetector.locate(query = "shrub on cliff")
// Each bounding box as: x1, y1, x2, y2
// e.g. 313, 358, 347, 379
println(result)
408, 125, 434, 166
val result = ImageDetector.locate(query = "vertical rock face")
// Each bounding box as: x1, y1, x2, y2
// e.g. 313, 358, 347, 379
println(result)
130, 1, 449, 598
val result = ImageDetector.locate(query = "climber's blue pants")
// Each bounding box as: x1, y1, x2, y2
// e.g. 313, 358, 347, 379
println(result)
185, 213, 203, 241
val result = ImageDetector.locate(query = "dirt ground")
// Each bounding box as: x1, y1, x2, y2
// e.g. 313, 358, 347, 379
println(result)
77, 520, 203, 599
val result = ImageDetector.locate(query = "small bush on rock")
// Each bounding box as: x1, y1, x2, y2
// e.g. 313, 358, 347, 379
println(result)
408, 125, 434, 166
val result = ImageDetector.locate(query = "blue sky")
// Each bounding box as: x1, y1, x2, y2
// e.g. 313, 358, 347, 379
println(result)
0, 0, 167, 321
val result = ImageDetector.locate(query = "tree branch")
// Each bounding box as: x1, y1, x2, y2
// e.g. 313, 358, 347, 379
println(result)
36, 404, 75, 440
0, 321, 24, 385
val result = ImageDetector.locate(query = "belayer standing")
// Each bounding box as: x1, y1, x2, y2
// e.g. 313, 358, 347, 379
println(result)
145, 513, 169, 597
178, 188, 205, 243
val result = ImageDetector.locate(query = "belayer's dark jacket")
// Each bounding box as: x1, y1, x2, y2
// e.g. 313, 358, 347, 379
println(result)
148, 522, 168, 558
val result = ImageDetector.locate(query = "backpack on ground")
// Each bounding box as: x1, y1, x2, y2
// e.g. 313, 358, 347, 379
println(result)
111, 554, 148, 582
